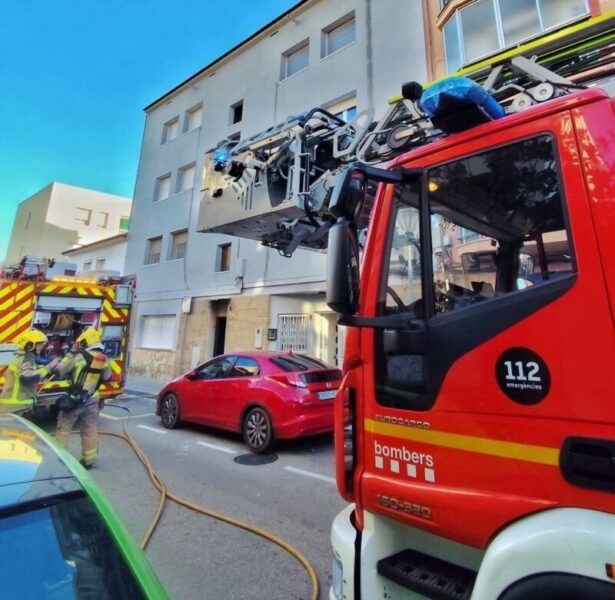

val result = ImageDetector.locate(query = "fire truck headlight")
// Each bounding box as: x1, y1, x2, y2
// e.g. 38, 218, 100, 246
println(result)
332, 551, 344, 600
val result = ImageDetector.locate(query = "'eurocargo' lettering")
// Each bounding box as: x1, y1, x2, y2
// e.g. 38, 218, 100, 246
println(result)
374, 414, 431, 429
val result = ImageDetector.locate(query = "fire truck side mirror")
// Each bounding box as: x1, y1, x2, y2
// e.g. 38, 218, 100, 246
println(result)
329, 163, 420, 222
326, 218, 360, 316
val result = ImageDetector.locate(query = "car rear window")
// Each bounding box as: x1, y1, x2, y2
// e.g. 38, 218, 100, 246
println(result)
270, 354, 329, 372
0, 495, 147, 599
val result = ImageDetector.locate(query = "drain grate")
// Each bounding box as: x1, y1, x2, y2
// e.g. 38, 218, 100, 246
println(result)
234, 453, 278, 466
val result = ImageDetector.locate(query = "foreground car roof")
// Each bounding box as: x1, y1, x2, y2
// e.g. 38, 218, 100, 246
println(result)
0, 414, 80, 510
0, 414, 170, 599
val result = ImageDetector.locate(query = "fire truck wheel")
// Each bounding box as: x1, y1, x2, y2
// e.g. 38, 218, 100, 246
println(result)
499, 573, 614, 600
242, 407, 273, 453
160, 393, 181, 429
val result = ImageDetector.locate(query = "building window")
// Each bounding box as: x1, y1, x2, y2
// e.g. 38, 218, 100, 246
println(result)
335, 105, 357, 121
169, 230, 188, 261
184, 105, 202, 132
443, 0, 589, 72
161, 117, 179, 143
278, 314, 309, 352
322, 13, 356, 58
154, 174, 171, 202
177, 163, 196, 193
140, 314, 175, 350
75, 207, 92, 226
145, 236, 162, 265
281, 40, 309, 80
230, 100, 243, 125
97, 211, 109, 229
95, 258, 106, 270
325, 94, 358, 122
119, 216, 130, 232
83, 260, 92, 272
216, 243, 231, 272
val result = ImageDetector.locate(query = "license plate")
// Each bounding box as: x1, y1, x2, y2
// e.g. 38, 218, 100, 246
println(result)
318, 390, 337, 400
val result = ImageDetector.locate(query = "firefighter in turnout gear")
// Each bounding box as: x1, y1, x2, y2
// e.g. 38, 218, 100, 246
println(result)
53, 329, 111, 469
0, 330, 59, 414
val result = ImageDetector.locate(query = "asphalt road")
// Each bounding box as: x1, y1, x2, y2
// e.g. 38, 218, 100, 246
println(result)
51, 392, 348, 600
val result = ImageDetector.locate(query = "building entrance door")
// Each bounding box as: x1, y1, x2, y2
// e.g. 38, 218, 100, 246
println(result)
213, 316, 227, 356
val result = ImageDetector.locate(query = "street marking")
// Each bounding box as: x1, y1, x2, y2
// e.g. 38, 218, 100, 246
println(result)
283, 466, 335, 484
196, 441, 237, 454
137, 425, 167, 434
100, 413, 123, 421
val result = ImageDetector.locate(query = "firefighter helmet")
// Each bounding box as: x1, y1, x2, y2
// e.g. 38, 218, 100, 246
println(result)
17, 329, 48, 350
76, 329, 102, 348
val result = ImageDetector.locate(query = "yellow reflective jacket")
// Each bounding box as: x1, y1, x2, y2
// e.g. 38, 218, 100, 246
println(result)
0, 350, 50, 412
55, 347, 111, 406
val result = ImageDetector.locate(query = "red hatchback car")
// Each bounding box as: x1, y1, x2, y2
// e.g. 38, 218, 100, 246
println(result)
156, 352, 342, 452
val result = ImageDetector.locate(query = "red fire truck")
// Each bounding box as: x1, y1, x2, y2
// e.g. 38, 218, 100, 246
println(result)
326, 85, 615, 600
0, 259, 132, 409
199, 19, 615, 599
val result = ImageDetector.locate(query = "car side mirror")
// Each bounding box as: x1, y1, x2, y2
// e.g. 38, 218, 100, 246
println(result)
186, 370, 199, 380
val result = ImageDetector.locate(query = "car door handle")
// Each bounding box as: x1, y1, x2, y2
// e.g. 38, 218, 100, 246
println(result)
561, 437, 615, 492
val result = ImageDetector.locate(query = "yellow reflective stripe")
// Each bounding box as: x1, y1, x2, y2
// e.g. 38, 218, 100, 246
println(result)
365, 419, 559, 466
110, 360, 121, 375
41, 381, 70, 390
0, 313, 33, 342
0, 284, 17, 301
0, 398, 33, 405
0, 286, 34, 311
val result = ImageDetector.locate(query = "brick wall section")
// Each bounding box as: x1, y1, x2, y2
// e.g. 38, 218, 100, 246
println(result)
129, 348, 175, 381
174, 298, 213, 374
225, 295, 270, 352
128, 295, 270, 379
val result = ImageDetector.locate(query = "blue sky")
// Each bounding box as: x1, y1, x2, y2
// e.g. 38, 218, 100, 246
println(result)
0, 0, 297, 261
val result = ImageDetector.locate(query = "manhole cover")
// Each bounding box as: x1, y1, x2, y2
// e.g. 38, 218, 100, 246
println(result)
234, 453, 278, 466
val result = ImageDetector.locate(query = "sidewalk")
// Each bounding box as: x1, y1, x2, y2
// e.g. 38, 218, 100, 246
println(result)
123, 375, 166, 396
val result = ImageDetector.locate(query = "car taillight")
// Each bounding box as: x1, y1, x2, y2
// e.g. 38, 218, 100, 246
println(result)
335, 377, 356, 502
267, 373, 307, 388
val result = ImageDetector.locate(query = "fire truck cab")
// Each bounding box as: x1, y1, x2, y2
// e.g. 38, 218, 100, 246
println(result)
327, 86, 615, 599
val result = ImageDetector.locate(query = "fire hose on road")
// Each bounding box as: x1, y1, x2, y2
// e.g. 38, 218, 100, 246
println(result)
71, 402, 320, 600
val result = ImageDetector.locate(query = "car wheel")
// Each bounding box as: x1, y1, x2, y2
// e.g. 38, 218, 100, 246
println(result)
160, 393, 181, 429
242, 407, 273, 453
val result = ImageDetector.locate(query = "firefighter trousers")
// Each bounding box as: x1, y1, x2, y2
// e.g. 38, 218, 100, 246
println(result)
56, 401, 100, 466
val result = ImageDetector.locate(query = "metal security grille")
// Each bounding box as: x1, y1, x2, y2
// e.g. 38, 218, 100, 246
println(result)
278, 314, 309, 352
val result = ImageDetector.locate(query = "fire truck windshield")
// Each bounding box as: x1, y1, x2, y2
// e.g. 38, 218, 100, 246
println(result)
381, 134, 573, 318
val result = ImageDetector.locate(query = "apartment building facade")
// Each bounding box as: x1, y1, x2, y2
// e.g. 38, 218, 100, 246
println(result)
62, 233, 128, 276
5, 182, 131, 265
124, 0, 429, 380
423, 0, 614, 80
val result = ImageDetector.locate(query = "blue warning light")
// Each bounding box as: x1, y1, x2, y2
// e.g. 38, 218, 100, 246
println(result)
213, 149, 230, 171
420, 76, 504, 133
